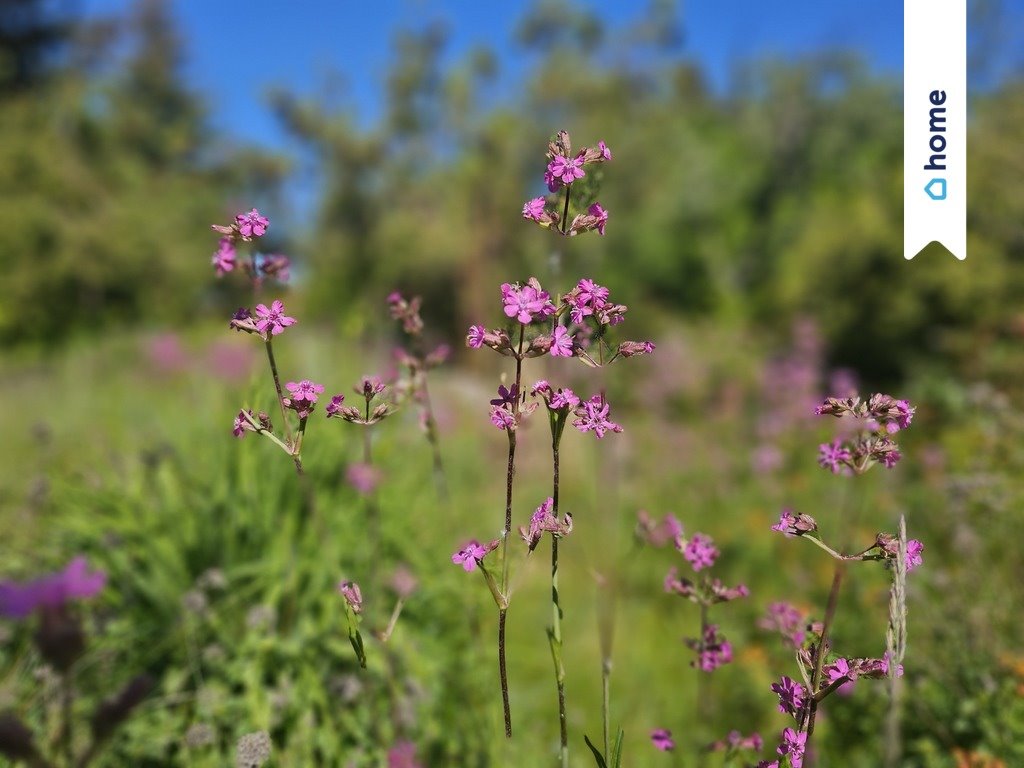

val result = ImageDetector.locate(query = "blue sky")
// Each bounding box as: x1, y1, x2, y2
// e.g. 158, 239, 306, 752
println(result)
76, 0, 929, 150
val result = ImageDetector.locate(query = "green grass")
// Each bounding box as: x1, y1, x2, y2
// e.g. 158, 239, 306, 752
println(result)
1, 323, 1023, 767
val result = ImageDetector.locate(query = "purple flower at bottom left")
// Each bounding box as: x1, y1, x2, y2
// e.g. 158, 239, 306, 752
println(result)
0, 557, 106, 619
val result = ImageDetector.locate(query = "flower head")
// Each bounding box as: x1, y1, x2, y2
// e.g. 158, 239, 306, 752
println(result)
0, 557, 106, 619
338, 580, 362, 614
818, 440, 851, 474
681, 532, 719, 571
777, 728, 807, 768
573, 394, 622, 439
522, 197, 546, 221
451, 540, 498, 573
547, 153, 586, 186
550, 325, 575, 357
501, 279, 556, 324
254, 300, 297, 337
905, 539, 924, 572
770, 676, 806, 718
212, 238, 236, 275
598, 141, 612, 161
588, 203, 608, 235
650, 729, 675, 751
235, 208, 269, 239
519, 497, 573, 552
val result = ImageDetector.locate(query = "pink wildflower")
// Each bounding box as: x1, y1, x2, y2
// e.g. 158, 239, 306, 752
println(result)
522, 197, 546, 221
235, 208, 269, 238
0, 557, 106, 619
254, 300, 296, 336
588, 203, 608, 235
573, 394, 622, 438
338, 580, 363, 614
547, 153, 586, 185
451, 540, 497, 573
650, 729, 675, 751
550, 325, 574, 357
682, 532, 719, 571
212, 238, 236, 275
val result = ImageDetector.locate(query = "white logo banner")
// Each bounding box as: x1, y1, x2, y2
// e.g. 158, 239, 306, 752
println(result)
904, 0, 966, 260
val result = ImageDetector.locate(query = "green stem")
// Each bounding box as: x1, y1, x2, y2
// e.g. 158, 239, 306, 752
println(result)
549, 438, 568, 768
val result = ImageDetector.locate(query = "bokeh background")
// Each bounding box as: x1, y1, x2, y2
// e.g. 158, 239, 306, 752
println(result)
2, 1, 1024, 766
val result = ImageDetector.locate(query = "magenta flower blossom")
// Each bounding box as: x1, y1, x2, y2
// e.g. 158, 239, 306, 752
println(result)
519, 497, 573, 552
501, 279, 556, 324
212, 238, 236, 275
688, 624, 732, 671
357, 376, 386, 399
818, 439, 851, 473
326, 394, 346, 417
235, 208, 269, 238
451, 540, 497, 572
777, 728, 807, 768
254, 300, 297, 336
588, 203, 608, 235
0, 557, 106, 619
338, 580, 363, 614
650, 729, 675, 751
881, 449, 902, 468
824, 657, 855, 694
575, 278, 609, 307
770, 676, 806, 718
598, 140, 612, 161
770, 508, 817, 537
573, 394, 622, 439
550, 325, 574, 357
522, 197, 546, 221
286, 380, 325, 403
550, 388, 580, 410
233, 409, 257, 438
892, 399, 915, 431
490, 406, 516, 430
905, 539, 924, 571
544, 169, 560, 192
467, 325, 487, 349
547, 153, 585, 185
682, 532, 719, 571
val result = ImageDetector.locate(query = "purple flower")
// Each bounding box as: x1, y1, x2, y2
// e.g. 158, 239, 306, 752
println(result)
547, 153, 586, 185
818, 439, 851, 473
357, 376, 386, 398
777, 728, 807, 768
650, 729, 675, 751
467, 325, 487, 349
235, 208, 269, 238
254, 300, 297, 336
490, 406, 516, 430
522, 197, 546, 221
550, 387, 580, 410
905, 539, 924, 572
824, 657, 855, 694
892, 399, 915, 431
544, 169, 560, 192
0, 557, 106, 619
233, 409, 256, 438
501, 279, 556, 324
519, 497, 573, 552
451, 540, 497, 572
588, 203, 608, 235
575, 278, 610, 307
550, 325, 574, 357
682, 532, 719, 571
688, 624, 732, 671
573, 394, 622, 439
212, 238, 236, 275
326, 394, 346, 417
286, 380, 325, 403
338, 580, 363, 614
770, 676, 806, 718
770, 509, 817, 537
490, 383, 518, 407
881, 448, 902, 468
598, 140, 612, 161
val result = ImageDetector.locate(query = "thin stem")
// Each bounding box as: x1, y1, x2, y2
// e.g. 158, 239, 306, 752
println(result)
419, 378, 449, 501
379, 598, 405, 643
602, 659, 611, 760
802, 564, 846, 745
499, 608, 512, 738
496, 326, 525, 739
549, 438, 568, 768
263, 338, 303, 476
560, 185, 571, 234
697, 601, 710, 763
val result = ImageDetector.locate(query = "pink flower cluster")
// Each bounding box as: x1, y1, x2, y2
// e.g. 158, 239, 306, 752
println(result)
814, 393, 915, 473
209, 208, 291, 285
519, 497, 573, 552
686, 624, 733, 672
451, 539, 500, 573
521, 130, 613, 236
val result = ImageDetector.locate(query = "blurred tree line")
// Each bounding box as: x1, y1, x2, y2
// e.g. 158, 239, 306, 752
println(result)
2, 0, 1022, 386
